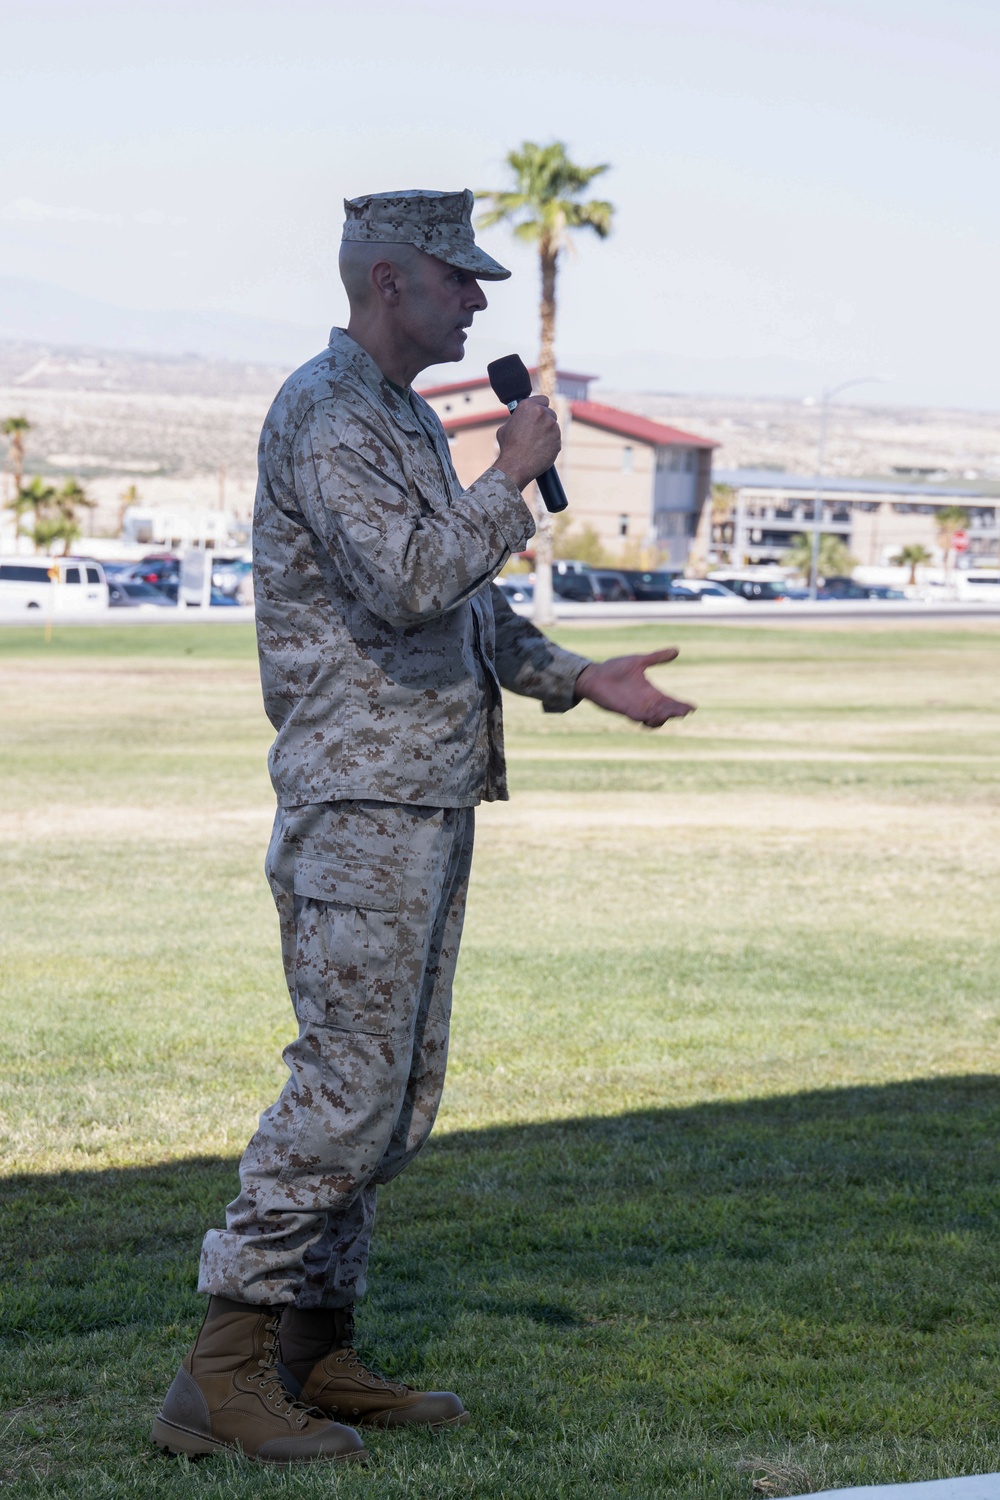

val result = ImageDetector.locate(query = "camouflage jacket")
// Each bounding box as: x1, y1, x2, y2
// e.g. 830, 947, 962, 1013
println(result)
253, 328, 592, 807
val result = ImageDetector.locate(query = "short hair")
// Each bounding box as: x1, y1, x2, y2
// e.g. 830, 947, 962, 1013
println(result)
338, 240, 424, 310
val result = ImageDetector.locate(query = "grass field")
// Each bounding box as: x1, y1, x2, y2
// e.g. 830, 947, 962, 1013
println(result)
1, 617, 999, 1498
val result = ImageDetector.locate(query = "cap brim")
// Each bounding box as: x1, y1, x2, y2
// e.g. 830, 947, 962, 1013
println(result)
444, 244, 511, 281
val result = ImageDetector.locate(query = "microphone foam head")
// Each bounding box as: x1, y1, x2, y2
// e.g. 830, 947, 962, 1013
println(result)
487, 354, 532, 405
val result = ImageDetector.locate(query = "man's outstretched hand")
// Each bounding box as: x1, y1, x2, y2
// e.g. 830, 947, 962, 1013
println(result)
574, 648, 695, 728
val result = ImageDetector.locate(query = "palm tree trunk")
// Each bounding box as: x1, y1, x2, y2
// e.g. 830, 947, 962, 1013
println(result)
532, 242, 558, 627
538, 246, 557, 400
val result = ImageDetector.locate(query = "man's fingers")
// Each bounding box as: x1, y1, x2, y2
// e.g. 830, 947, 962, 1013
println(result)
637, 647, 679, 668
642, 696, 695, 727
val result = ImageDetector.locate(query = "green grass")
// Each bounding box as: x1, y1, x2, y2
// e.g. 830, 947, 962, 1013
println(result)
1, 618, 1000, 1497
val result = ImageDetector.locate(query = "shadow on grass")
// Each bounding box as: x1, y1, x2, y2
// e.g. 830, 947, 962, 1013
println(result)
2, 1076, 1000, 1490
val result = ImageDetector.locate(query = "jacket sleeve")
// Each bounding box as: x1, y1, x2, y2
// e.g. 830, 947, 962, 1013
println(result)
489, 584, 592, 713
289, 397, 535, 627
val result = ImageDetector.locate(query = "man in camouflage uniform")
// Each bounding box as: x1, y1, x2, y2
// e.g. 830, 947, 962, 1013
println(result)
153, 189, 693, 1466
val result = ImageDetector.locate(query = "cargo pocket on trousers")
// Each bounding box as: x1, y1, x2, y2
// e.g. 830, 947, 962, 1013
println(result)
291, 856, 402, 1035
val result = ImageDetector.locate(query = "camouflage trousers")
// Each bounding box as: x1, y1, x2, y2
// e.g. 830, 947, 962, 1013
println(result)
199, 799, 474, 1308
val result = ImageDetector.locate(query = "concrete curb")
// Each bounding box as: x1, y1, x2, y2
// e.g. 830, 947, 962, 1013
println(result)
788, 1477, 1000, 1499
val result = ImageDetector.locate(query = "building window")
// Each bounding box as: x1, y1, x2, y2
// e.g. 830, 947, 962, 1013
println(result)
619, 514, 629, 537
656, 448, 687, 473
622, 445, 634, 473
657, 512, 694, 538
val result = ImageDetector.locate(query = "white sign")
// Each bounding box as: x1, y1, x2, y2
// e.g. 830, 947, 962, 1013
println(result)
179, 546, 212, 608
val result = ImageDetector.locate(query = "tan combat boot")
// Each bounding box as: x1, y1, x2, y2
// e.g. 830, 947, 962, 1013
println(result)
280, 1304, 468, 1429
152, 1297, 367, 1463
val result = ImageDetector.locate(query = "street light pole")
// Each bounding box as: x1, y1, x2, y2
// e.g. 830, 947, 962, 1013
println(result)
808, 377, 886, 600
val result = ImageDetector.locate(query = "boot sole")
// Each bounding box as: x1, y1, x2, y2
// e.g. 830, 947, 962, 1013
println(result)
360, 1409, 471, 1431
151, 1416, 368, 1465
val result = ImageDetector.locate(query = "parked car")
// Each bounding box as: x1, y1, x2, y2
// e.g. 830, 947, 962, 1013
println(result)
494, 577, 534, 605
211, 558, 253, 599
818, 576, 870, 600
552, 569, 603, 602
591, 570, 636, 601
957, 570, 1000, 601
131, 555, 181, 595
818, 576, 904, 600
108, 579, 175, 609
619, 569, 680, 601
710, 577, 790, 602
670, 580, 744, 604
861, 585, 906, 600
0, 557, 108, 612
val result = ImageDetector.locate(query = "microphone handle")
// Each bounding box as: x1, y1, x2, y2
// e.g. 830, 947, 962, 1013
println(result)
503, 398, 569, 514
536, 466, 568, 514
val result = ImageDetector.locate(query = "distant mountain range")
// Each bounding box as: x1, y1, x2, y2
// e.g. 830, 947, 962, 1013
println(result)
2, 275, 988, 410
426, 339, 831, 402
0, 276, 323, 367
0, 274, 838, 400
591, 349, 830, 401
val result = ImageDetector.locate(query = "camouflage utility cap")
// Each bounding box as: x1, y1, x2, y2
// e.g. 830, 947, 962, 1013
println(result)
342, 189, 510, 281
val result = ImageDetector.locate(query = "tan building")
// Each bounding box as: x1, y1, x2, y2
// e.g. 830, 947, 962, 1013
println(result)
713, 468, 1000, 569
419, 369, 717, 569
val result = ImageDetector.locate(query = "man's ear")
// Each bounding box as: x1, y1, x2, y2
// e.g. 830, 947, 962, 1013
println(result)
371, 259, 402, 306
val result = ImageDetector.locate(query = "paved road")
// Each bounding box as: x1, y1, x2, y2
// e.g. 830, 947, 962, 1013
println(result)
0, 605, 257, 626
520, 600, 1000, 624
1, 602, 999, 628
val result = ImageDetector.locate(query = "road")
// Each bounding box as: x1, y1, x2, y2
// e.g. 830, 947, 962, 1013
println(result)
2, 602, 1000, 627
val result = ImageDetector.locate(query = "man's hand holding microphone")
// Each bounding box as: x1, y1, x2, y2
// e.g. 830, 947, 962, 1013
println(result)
493, 393, 562, 494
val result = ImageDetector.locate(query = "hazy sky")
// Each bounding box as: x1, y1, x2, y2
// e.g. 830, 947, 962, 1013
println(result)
2, 0, 998, 407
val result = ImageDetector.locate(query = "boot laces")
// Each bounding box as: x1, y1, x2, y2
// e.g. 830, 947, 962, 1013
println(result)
251, 1316, 325, 1427
339, 1345, 409, 1397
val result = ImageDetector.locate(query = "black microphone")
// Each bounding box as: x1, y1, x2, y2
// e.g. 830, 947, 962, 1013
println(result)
487, 354, 569, 514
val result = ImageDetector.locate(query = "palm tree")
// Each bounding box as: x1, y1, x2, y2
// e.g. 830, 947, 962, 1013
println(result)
45, 477, 95, 555
892, 543, 933, 585
118, 482, 141, 537
710, 483, 736, 563
2, 415, 32, 502
9, 475, 94, 554
934, 506, 969, 574
8, 475, 55, 551
478, 142, 614, 624
782, 531, 855, 582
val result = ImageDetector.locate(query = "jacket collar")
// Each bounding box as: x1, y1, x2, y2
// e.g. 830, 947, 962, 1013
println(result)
328, 327, 422, 435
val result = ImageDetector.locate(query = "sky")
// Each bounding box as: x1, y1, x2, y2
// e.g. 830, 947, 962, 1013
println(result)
1, 0, 998, 408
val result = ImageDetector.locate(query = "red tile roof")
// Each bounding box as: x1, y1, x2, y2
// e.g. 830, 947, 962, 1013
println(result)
439, 406, 508, 433
569, 401, 718, 449
419, 374, 493, 397
418, 367, 595, 398
436, 398, 717, 450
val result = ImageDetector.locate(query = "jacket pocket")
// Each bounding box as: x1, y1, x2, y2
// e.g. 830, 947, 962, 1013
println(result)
291, 857, 401, 1035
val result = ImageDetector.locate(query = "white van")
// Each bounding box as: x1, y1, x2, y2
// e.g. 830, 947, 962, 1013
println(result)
0, 557, 109, 613
957, 569, 1000, 602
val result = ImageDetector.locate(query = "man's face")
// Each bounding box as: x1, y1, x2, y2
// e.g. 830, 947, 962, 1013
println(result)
396, 253, 488, 370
